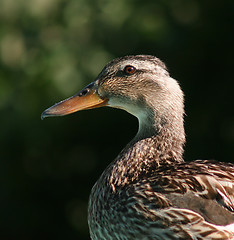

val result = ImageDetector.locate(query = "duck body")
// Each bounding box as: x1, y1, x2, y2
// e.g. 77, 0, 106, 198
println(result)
42, 55, 234, 239
88, 142, 234, 239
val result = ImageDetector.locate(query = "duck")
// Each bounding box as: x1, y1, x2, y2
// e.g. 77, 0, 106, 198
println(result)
42, 55, 234, 239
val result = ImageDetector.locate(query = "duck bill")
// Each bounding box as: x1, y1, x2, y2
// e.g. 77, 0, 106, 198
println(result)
41, 82, 108, 119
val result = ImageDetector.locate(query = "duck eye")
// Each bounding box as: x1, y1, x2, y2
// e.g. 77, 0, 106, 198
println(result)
124, 65, 136, 75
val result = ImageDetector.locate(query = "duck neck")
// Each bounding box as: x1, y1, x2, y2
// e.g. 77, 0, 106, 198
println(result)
109, 111, 185, 187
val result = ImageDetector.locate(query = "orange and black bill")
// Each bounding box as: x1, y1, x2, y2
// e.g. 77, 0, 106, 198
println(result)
41, 82, 108, 120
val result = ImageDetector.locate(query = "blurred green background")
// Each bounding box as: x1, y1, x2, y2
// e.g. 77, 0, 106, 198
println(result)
0, 0, 233, 239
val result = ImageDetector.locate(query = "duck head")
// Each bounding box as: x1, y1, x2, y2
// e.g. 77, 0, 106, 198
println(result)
42, 55, 184, 139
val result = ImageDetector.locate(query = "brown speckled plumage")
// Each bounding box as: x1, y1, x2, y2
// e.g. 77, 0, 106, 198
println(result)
42, 55, 234, 239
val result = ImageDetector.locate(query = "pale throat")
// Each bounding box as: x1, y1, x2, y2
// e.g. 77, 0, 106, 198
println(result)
108, 96, 185, 154
108, 97, 156, 136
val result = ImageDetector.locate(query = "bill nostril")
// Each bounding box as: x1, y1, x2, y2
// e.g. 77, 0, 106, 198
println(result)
78, 82, 96, 97
79, 88, 89, 96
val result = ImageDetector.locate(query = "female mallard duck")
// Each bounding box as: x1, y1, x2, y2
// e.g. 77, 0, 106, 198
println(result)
42, 55, 234, 239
